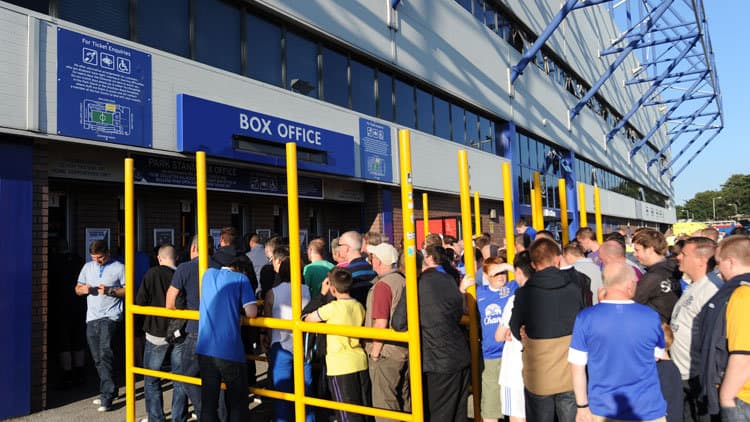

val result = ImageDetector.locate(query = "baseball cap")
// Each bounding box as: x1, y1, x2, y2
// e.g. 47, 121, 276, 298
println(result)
369, 243, 399, 267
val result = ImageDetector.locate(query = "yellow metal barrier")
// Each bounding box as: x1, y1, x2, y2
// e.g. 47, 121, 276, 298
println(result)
578, 182, 588, 228
196, 152, 208, 288
594, 185, 604, 244
502, 163, 515, 278
422, 192, 429, 240
124, 158, 135, 422
558, 178, 569, 246
532, 171, 544, 231
530, 188, 538, 230
399, 129, 425, 421
474, 191, 481, 236
458, 150, 482, 422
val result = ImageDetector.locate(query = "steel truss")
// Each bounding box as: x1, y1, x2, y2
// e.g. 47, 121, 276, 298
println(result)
510, 0, 723, 182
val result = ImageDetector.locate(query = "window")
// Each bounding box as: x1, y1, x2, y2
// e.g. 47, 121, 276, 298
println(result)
246, 14, 282, 86
194, 0, 241, 73
478, 116, 495, 153
395, 78, 415, 128
286, 31, 319, 98
456, 0, 472, 13
322, 47, 348, 108
528, 137, 538, 170
6, 0, 48, 13
351, 60, 375, 116
473, 0, 485, 21
434, 96, 451, 140
58, 0, 129, 39
377, 72, 394, 121
451, 104, 465, 143
137, 0, 189, 57
466, 111, 479, 147
416, 88, 433, 134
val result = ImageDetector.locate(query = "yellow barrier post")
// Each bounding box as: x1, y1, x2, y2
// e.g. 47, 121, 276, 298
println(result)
502, 163, 515, 279
558, 178, 569, 246
578, 182, 588, 228
423, 192, 429, 241
458, 150, 481, 422
285, 143, 307, 422
399, 129, 424, 421
594, 185, 604, 244
196, 152, 209, 286
473, 191, 481, 237
532, 171, 544, 231
124, 158, 135, 422
530, 188, 538, 229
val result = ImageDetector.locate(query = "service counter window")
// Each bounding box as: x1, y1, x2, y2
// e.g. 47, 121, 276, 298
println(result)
137, 0, 189, 57
286, 31, 319, 98
246, 13, 282, 87
194, 0, 241, 73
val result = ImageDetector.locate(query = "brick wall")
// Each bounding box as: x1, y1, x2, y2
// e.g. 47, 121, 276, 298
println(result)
31, 141, 49, 412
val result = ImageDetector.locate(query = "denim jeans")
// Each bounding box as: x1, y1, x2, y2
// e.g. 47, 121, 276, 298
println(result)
198, 354, 248, 422
722, 398, 750, 422
86, 318, 120, 406
172, 333, 201, 422
269, 343, 315, 422
143, 340, 174, 422
525, 389, 577, 422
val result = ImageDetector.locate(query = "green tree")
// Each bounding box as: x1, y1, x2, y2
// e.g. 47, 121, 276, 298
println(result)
680, 174, 750, 220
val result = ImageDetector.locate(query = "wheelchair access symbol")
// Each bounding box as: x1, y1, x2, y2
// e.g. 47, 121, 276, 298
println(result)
116, 57, 131, 74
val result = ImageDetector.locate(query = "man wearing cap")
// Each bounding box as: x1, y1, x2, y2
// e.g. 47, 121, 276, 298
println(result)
365, 242, 410, 419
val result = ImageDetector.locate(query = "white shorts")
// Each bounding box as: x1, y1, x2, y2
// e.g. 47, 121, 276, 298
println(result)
501, 385, 525, 418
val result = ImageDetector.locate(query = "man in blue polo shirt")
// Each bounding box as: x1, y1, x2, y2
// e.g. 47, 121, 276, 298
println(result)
196, 256, 257, 421
569, 261, 667, 422
75, 240, 125, 412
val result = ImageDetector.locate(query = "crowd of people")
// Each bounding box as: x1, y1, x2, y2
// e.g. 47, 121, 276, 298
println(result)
68, 221, 750, 422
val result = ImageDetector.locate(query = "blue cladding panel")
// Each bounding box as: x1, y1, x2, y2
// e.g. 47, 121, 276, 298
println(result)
0, 141, 32, 419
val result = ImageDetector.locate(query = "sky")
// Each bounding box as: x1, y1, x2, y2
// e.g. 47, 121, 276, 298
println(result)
671, 2, 750, 205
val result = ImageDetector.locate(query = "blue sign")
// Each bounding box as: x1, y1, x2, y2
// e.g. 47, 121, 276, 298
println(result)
359, 118, 392, 182
177, 94, 355, 177
57, 28, 152, 147
133, 155, 323, 198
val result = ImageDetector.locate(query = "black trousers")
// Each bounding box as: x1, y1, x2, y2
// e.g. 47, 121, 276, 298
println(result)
524, 389, 576, 422
198, 354, 249, 422
684, 378, 714, 422
423, 367, 470, 422
328, 369, 372, 422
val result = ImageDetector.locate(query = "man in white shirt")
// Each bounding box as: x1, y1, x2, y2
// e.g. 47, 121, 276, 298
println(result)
671, 236, 719, 422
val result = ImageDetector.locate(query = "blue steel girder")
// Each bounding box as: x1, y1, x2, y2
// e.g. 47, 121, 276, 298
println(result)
509, 0, 613, 84
668, 129, 723, 181
391, 0, 401, 9
625, 67, 706, 86
650, 111, 719, 168
643, 92, 713, 107
605, 35, 700, 144
599, 32, 697, 56
629, 71, 707, 159
668, 125, 721, 136
569, 0, 674, 122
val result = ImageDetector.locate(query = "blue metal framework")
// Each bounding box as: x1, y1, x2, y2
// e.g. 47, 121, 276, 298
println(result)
510, 0, 723, 182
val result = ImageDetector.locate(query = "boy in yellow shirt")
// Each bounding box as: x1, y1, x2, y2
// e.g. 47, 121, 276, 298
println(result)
305, 267, 371, 421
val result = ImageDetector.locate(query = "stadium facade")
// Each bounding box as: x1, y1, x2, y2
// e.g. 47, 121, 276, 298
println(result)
0, 0, 721, 417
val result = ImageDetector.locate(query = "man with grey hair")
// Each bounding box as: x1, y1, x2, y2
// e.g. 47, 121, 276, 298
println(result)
671, 237, 718, 422
365, 242, 410, 419
569, 262, 667, 421
339, 231, 377, 305
599, 240, 644, 282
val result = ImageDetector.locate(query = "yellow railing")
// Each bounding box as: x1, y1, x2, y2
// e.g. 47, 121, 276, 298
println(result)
558, 178, 569, 246
578, 182, 588, 228
594, 185, 604, 244
124, 131, 427, 422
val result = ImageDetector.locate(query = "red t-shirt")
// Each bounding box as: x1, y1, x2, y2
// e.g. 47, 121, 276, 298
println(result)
371, 282, 393, 320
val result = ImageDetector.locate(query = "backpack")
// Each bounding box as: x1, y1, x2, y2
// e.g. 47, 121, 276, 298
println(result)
697, 278, 746, 415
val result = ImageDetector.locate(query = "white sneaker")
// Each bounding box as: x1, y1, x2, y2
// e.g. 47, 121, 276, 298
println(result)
97, 405, 110, 412
92, 398, 101, 405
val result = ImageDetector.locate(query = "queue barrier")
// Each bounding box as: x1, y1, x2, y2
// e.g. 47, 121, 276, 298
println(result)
123, 130, 517, 422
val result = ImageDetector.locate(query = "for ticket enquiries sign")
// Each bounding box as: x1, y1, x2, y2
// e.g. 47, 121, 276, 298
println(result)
359, 118, 392, 182
57, 28, 152, 147
132, 154, 323, 199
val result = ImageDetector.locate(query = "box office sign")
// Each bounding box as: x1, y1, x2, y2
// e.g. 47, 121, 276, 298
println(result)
133, 155, 323, 198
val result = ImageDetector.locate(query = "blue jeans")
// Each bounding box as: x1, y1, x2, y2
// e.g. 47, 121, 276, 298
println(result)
722, 398, 750, 422
172, 333, 201, 422
269, 343, 315, 422
86, 318, 120, 406
143, 340, 176, 422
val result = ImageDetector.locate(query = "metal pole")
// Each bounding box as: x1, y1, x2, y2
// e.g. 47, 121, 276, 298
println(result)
195, 152, 208, 287
502, 163, 515, 279
124, 158, 135, 422
285, 143, 306, 422
578, 182, 588, 228
399, 129, 424, 421
594, 186, 604, 244
457, 150, 481, 422
533, 171, 544, 231
423, 192, 429, 241
530, 188, 538, 230
558, 178, 569, 246
473, 191, 481, 237
712, 196, 721, 221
